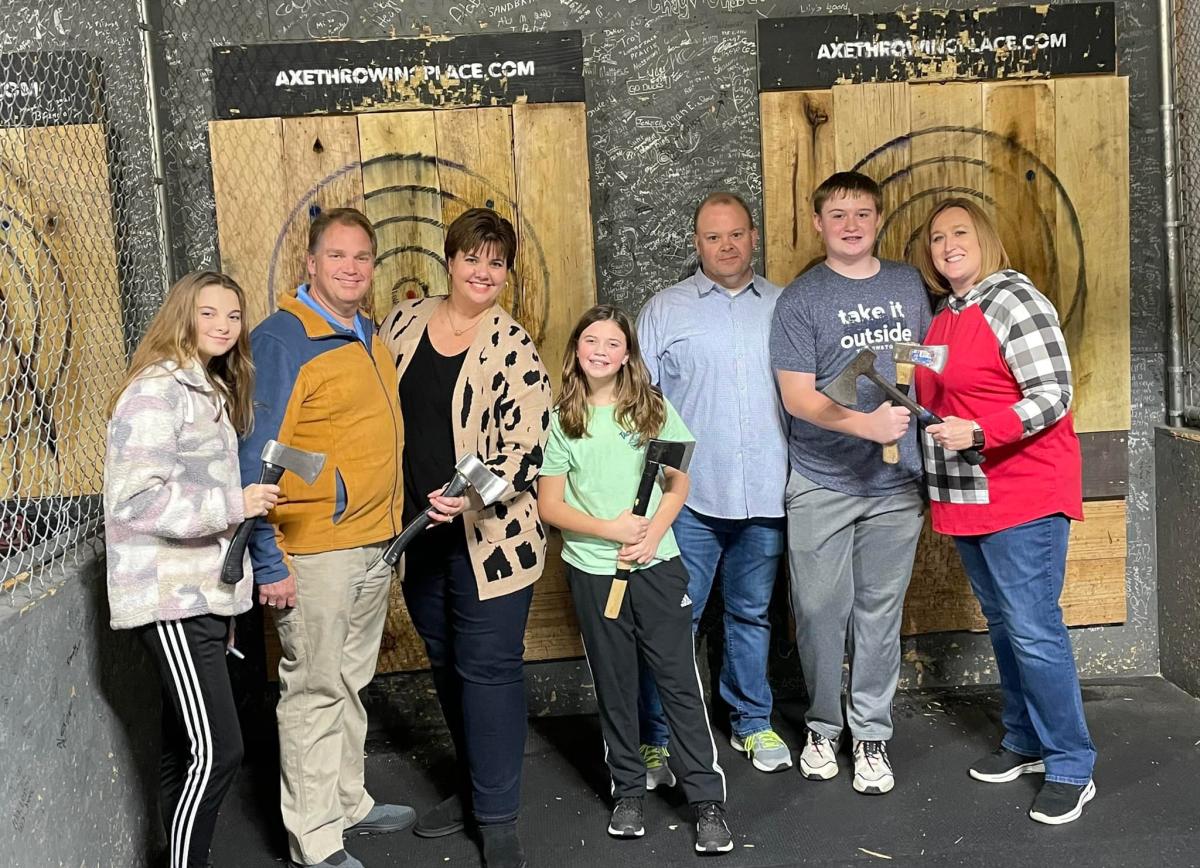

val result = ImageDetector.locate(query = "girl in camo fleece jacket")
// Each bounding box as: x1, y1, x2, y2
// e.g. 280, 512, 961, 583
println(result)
104, 270, 277, 868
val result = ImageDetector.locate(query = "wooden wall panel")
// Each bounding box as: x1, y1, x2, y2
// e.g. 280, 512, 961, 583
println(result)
834, 83, 912, 225
1054, 76, 1130, 432
512, 102, 597, 387
902, 500, 1127, 635
982, 80, 1059, 316
209, 118, 287, 328
434, 107, 517, 231
24, 125, 123, 496
0, 127, 55, 499
279, 115, 365, 301
358, 111, 447, 317
760, 90, 834, 285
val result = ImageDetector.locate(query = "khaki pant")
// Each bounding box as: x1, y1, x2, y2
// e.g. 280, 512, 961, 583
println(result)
273, 542, 392, 864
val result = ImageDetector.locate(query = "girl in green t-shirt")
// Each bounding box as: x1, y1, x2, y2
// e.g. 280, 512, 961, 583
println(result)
538, 304, 733, 856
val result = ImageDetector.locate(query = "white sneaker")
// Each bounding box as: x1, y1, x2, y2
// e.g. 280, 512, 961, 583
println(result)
852, 739, 894, 795
799, 728, 839, 780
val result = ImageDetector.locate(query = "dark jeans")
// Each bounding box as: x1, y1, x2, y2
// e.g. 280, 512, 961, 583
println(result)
954, 514, 1096, 784
638, 508, 785, 743
403, 534, 533, 823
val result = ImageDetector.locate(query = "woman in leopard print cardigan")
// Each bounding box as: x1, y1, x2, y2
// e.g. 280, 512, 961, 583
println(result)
378, 208, 550, 868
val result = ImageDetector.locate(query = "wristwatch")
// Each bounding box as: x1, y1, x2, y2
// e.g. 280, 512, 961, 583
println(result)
970, 422, 985, 449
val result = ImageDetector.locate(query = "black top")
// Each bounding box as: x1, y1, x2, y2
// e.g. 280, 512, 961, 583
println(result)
400, 329, 468, 534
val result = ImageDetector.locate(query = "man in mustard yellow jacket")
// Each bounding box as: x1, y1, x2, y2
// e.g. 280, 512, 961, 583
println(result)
240, 208, 410, 868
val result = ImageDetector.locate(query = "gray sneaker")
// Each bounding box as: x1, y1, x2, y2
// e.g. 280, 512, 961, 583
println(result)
799, 728, 839, 780
640, 743, 676, 790
852, 739, 894, 795
730, 729, 793, 772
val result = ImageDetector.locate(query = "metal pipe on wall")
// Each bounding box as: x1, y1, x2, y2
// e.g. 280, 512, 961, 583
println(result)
137, 0, 175, 292
1161, 0, 1187, 427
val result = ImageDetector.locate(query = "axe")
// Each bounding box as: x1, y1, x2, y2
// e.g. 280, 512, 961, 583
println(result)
381, 453, 507, 567
220, 439, 326, 584
821, 349, 984, 467
603, 438, 696, 620
882, 343, 947, 464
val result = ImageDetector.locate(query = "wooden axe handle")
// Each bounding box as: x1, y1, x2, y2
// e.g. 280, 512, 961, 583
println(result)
882, 363, 914, 464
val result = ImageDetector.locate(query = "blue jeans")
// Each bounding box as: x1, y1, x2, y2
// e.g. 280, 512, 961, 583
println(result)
637, 507, 785, 744
954, 514, 1096, 785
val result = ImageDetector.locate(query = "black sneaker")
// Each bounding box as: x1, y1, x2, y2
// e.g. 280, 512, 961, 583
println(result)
694, 801, 733, 855
1029, 779, 1096, 825
969, 747, 1046, 783
607, 796, 645, 838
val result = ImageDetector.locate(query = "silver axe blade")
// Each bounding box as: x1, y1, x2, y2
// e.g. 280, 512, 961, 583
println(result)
454, 453, 507, 506
645, 438, 695, 475
261, 439, 326, 485
893, 342, 948, 375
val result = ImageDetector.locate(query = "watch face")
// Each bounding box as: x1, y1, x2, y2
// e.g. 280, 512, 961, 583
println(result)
972, 427, 985, 448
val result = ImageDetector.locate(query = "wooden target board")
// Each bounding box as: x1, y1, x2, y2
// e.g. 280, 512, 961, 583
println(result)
209, 103, 596, 672
761, 77, 1129, 632
0, 123, 124, 500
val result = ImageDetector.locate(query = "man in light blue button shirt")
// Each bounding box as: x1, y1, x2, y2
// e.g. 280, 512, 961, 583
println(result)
635, 192, 792, 780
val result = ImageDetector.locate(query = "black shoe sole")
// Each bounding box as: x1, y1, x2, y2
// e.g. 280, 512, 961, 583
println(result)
345, 815, 417, 837
414, 818, 467, 838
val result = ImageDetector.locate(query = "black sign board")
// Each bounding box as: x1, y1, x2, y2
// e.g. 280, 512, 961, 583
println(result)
213, 31, 585, 119
759, 3, 1116, 90
0, 51, 105, 128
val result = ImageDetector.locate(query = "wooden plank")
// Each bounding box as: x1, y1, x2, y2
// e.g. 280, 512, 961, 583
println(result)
759, 90, 835, 285
900, 82, 985, 262
209, 118, 287, 329
358, 111, 448, 315
433, 107, 517, 231
1080, 430, 1128, 499
24, 124, 123, 496
833, 83, 910, 231
1054, 76, 1130, 433
279, 115, 364, 309
512, 102, 597, 388
981, 81, 1058, 308
903, 499, 1127, 635
378, 573, 431, 672
523, 530, 582, 660
0, 126, 57, 499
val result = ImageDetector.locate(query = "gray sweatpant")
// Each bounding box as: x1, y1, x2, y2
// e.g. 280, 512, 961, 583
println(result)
785, 472, 924, 742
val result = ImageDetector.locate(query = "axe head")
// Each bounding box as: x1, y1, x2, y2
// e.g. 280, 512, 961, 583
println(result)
260, 439, 326, 485
893, 342, 948, 374
455, 453, 508, 507
645, 438, 695, 474
820, 349, 879, 408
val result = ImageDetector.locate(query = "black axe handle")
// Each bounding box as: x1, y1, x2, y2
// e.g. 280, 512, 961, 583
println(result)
381, 473, 471, 568
862, 368, 986, 467
220, 462, 285, 585
603, 460, 660, 619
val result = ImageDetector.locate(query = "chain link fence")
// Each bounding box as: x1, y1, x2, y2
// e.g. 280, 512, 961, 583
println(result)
1177, 0, 1200, 416
1, 5, 165, 603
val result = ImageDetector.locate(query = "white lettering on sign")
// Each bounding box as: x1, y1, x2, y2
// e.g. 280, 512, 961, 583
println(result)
273, 60, 538, 88
815, 32, 1069, 61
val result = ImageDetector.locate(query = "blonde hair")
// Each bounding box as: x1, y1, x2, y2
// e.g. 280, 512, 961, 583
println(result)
910, 198, 1011, 296
555, 305, 665, 443
108, 271, 255, 434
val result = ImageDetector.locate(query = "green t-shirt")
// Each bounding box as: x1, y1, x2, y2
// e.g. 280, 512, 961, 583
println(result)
542, 399, 693, 575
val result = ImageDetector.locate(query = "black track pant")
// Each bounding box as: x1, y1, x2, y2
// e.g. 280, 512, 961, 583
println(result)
567, 557, 726, 804
137, 614, 244, 868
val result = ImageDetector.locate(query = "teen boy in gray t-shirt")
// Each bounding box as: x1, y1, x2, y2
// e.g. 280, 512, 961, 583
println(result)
769, 171, 931, 797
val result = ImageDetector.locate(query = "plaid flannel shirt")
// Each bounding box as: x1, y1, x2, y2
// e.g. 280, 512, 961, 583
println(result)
923, 269, 1074, 504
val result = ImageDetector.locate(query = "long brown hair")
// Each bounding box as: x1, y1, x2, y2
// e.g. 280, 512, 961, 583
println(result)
555, 304, 665, 443
910, 198, 1011, 296
108, 271, 255, 434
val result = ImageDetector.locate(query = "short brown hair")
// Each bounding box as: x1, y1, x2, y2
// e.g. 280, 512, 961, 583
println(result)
812, 171, 883, 215
692, 191, 755, 232
445, 207, 518, 269
308, 207, 377, 256
909, 198, 1011, 296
